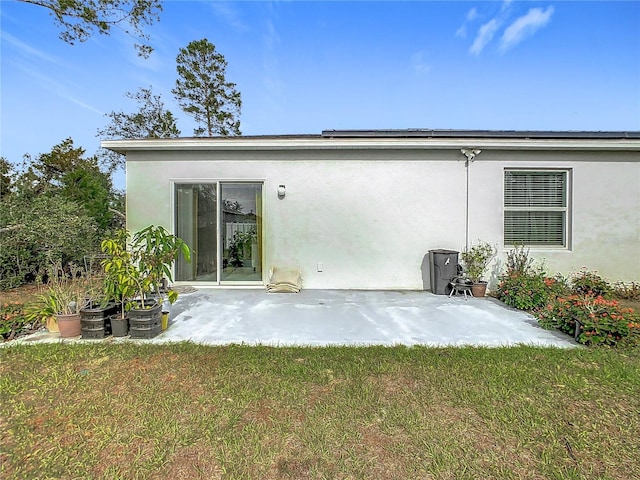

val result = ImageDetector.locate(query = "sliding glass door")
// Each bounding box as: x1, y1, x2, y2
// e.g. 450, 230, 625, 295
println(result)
175, 182, 262, 284
221, 183, 262, 282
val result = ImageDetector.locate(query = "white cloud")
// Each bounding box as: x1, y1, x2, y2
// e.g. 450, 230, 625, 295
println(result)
15, 63, 103, 115
470, 19, 501, 55
209, 1, 250, 32
500, 6, 554, 52
455, 25, 467, 39
261, 18, 285, 118
264, 18, 280, 51
1, 31, 65, 65
500, 0, 513, 13
456, 7, 478, 38
411, 52, 430, 76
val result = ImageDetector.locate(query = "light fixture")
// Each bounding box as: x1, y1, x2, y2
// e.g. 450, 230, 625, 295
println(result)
277, 184, 286, 198
461, 148, 481, 162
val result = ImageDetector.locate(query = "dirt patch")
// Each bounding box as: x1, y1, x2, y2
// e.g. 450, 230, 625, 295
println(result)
151, 444, 224, 480
1, 284, 42, 303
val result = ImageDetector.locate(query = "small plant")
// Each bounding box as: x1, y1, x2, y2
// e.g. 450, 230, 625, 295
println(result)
101, 229, 148, 318
504, 244, 535, 275
0, 301, 31, 340
538, 295, 640, 347
460, 240, 496, 283
25, 263, 93, 323
571, 268, 613, 298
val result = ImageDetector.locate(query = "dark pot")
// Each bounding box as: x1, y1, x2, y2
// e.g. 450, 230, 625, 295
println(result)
109, 314, 129, 337
128, 300, 161, 319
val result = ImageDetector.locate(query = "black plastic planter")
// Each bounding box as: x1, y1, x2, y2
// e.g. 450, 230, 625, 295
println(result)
80, 302, 118, 339
128, 301, 162, 339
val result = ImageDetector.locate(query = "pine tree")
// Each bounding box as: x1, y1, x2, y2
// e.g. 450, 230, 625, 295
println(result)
172, 39, 242, 137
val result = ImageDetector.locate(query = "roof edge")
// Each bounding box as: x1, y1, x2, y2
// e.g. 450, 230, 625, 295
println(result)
321, 129, 640, 139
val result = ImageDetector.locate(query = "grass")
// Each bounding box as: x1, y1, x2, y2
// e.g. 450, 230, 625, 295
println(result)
1, 343, 639, 479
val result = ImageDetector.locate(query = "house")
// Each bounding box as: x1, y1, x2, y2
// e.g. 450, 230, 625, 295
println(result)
102, 129, 640, 290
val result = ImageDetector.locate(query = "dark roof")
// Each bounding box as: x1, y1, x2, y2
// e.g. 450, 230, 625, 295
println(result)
321, 129, 640, 139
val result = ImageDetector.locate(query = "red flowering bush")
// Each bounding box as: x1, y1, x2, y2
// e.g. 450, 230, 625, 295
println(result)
537, 295, 640, 347
570, 268, 613, 298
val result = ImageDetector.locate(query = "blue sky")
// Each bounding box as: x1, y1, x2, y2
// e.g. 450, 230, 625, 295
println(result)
1, 0, 639, 187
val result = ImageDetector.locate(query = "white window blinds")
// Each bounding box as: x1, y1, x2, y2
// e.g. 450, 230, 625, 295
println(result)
504, 170, 569, 247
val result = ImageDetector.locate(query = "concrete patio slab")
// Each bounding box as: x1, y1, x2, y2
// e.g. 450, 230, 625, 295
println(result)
146, 289, 577, 348
4, 289, 578, 348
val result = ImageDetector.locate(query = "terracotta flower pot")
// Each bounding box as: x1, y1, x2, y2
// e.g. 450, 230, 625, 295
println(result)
471, 282, 488, 298
56, 313, 81, 338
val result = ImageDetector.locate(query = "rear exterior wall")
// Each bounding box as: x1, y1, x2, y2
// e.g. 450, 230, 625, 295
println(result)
126, 148, 640, 289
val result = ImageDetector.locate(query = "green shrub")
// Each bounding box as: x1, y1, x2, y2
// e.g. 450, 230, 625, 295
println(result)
495, 245, 568, 312
496, 271, 568, 312
538, 295, 640, 347
0, 195, 100, 288
571, 268, 613, 298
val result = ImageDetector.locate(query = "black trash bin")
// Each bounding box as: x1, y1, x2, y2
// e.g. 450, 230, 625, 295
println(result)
429, 249, 459, 295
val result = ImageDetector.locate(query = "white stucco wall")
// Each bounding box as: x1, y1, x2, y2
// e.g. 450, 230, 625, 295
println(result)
127, 149, 468, 289
122, 140, 640, 288
468, 151, 640, 284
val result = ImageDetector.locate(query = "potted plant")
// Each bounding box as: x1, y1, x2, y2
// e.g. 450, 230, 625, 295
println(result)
460, 241, 497, 297
79, 293, 119, 339
132, 225, 191, 306
130, 225, 190, 334
101, 226, 191, 338
25, 263, 93, 338
101, 230, 147, 337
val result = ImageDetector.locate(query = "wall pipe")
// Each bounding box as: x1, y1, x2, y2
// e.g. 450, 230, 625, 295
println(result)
460, 148, 482, 251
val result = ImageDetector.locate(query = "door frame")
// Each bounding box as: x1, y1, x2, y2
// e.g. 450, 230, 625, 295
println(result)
171, 179, 265, 287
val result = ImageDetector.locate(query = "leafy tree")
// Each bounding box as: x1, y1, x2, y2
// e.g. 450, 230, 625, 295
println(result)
0, 158, 13, 199
0, 140, 123, 287
18, 0, 162, 57
13, 138, 117, 231
172, 38, 242, 137
97, 86, 180, 171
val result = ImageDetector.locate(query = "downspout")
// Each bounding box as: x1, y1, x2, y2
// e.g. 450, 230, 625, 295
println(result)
460, 149, 482, 250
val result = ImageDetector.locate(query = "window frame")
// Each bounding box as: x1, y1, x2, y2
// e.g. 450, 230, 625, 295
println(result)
503, 168, 572, 249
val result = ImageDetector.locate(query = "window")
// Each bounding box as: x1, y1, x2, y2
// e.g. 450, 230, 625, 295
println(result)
504, 169, 570, 247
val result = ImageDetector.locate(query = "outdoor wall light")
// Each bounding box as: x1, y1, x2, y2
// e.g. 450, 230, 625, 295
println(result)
277, 184, 286, 198
461, 148, 482, 162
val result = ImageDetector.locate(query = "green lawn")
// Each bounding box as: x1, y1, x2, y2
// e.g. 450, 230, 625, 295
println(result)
1, 343, 639, 479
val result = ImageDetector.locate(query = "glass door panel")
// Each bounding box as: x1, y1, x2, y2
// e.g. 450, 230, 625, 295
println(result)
175, 184, 218, 281
221, 183, 262, 282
